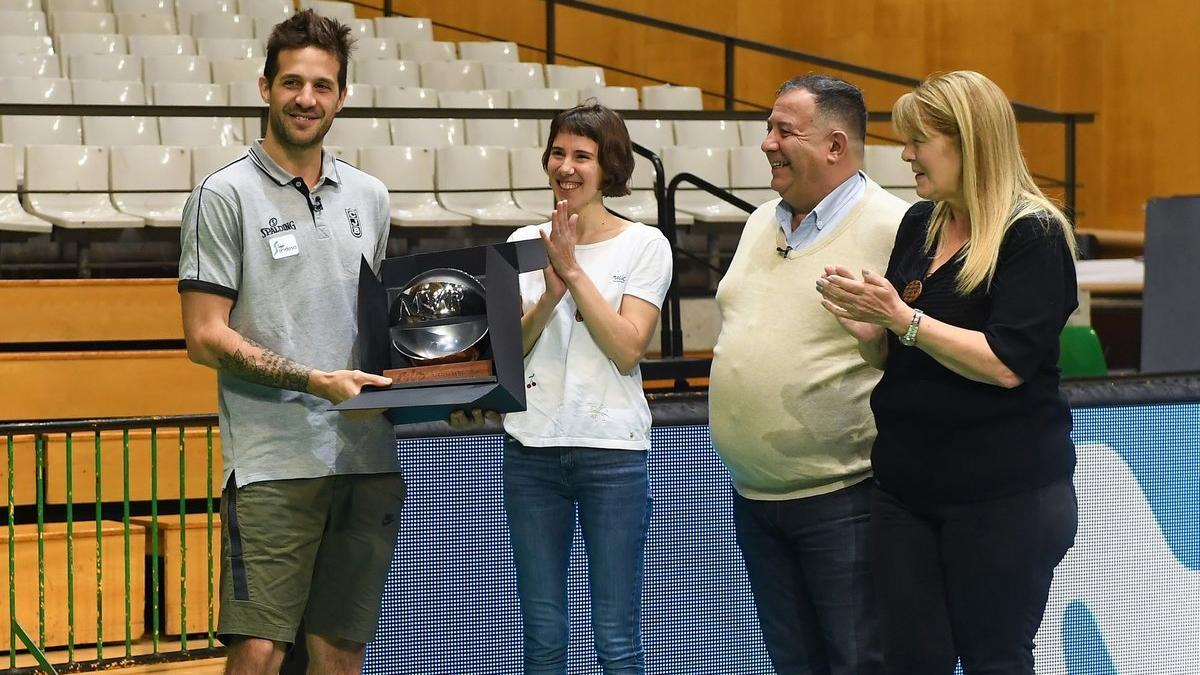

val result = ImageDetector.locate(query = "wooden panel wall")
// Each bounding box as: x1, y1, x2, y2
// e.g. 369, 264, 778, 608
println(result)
365, 0, 1200, 235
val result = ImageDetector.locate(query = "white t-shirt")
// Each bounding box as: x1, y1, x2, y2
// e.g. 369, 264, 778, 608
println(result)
503, 221, 673, 450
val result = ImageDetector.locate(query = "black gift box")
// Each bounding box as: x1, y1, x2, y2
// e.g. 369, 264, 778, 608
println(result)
332, 239, 547, 425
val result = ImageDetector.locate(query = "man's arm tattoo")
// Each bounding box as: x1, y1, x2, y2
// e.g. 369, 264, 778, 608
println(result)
216, 336, 312, 392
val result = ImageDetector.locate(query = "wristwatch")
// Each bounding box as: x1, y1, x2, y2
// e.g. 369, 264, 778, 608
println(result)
899, 309, 924, 347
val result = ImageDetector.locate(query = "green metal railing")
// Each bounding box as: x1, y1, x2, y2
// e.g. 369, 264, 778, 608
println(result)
0, 415, 222, 673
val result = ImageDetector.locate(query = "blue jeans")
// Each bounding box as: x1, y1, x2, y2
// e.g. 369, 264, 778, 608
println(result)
732, 480, 882, 675
503, 438, 652, 675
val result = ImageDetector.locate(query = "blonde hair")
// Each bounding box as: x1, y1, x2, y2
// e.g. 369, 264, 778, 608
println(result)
892, 70, 1076, 294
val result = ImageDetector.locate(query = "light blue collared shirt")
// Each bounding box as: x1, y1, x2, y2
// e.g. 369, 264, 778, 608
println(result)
776, 170, 867, 253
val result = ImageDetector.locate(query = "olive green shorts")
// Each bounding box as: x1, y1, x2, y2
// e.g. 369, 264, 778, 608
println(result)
217, 471, 405, 645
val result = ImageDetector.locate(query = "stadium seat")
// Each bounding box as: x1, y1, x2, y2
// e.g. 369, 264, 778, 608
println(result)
143, 54, 211, 84
345, 18, 372, 38
68, 53, 141, 81
379, 88, 463, 149
190, 142, 247, 181
863, 144, 919, 203
357, 145, 471, 228
323, 83, 389, 151
436, 145, 542, 226
458, 41, 518, 63
605, 152, 694, 226
109, 144, 190, 226
354, 59, 419, 88
226, 79, 263, 143
419, 60, 483, 91
56, 32, 126, 57
252, 16, 274, 39
308, 0, 354, 23
440, 89, 537, 148
0, 76, 80, 182
73, 79, 159, 146
190, 12, 252, 38
47, 0, 110, 11
128, 34, 195, 56
23, 144, 145, 229
0, 10, 48, 36
50, 10, 117, 34
0, 53, 61, 78
153, 82, 237, 146
1059, 325, 1108, 378
373, 15, 430, 42
625, 119, 674, 149
863, 144, 915, 188
510, 87, 578, 139
375, 84, 437, 108
324, 145, 353, 163
210, 58, 262, 84
482, 62, 544, 90
466, 116, 539, 148
728, 146, 776, 206
354, 36, 398, 60
437, 88, 506, 109
509, 146, 553, 218
116, 11, 177, 34
737, 119, 764, 147
674, 120, 740, 148
174, 0, 232, 34
0, 144, 53, 235
579, 85, 637, 109
0, 36, 54, 55
235, 0, 289, 21
399, 40, 456, 62
663, 146, 747, 223
196, 37, 262, 60
113, 0, 171, 13
641, 84, 702, 110
544, 64, 603, 89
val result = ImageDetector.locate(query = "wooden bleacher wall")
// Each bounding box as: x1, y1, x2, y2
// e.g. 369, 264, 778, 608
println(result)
0, 280, 215, 421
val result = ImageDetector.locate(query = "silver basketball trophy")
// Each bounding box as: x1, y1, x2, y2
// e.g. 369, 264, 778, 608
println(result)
333, 239, 547, 425
387, 268, 492, 382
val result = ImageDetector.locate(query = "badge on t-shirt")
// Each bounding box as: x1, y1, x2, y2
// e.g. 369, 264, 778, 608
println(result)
269, 233, 299, 259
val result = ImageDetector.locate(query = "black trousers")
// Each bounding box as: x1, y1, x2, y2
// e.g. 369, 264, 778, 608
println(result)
870, 479, 1077, 675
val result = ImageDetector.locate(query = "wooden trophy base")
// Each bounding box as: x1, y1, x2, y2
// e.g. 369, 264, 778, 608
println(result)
384, 359, 494, 386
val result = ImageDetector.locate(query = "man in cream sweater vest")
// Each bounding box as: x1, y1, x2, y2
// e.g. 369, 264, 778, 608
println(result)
709, 75, 908, 675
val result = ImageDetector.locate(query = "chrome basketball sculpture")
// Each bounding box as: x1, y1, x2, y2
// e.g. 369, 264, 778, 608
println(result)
389, 268, 488, 363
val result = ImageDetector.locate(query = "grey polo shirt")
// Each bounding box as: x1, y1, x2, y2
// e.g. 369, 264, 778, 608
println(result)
178, 141, 398, 488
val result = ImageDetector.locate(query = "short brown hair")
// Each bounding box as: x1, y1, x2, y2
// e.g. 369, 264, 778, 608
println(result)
541, 103, 633, 198
264, 9, 354, 91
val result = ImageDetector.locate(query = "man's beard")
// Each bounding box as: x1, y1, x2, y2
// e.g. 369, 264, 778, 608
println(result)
268, 107, 334, 151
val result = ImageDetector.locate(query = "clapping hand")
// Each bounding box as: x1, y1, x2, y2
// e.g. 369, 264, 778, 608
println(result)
817, 265, 905, 341
539, 200, 581, 285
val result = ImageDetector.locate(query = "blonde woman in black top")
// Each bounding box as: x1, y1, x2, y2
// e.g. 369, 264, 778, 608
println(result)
816, 70, 1078, 674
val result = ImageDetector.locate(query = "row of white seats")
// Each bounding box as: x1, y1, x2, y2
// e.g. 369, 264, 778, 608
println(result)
0, 82, 916, 181
0, 142, 918, 235
0, 91, 751, 164
0, 58, 613, 93
0, 8, 433, 39
0, 12, 437, 48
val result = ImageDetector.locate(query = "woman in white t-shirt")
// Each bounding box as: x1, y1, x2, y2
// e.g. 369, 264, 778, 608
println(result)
503, 103, 672, 674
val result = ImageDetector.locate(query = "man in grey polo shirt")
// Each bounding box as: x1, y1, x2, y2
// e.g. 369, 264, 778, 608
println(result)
178, 10, 401, 674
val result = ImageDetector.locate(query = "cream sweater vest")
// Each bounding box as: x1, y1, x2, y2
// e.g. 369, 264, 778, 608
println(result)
709, 181, 909, 500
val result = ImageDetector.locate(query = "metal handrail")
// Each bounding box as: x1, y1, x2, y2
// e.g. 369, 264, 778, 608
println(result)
659, 172, 758, 358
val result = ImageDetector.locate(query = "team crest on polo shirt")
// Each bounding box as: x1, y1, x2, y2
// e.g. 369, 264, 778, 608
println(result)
346, 208, 362, 238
